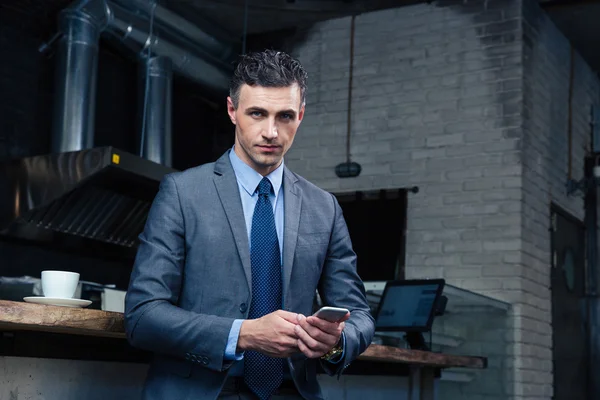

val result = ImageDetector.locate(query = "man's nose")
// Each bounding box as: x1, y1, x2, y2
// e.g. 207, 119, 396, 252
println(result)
263, 119, 278, 139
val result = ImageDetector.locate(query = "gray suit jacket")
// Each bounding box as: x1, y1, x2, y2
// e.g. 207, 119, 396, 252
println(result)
124, 150, 375, 400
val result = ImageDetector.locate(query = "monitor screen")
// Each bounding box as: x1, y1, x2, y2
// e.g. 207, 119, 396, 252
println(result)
375, 279, 445, 332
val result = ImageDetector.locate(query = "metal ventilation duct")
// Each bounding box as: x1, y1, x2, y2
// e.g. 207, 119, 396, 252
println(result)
103, 1, 234, 90
139, 56, 173, 167
52, 0, 234, 154
64, 0, 234, 92
0, 0, 237, 257
111, 0, 237, 66
51, 6, 101, 154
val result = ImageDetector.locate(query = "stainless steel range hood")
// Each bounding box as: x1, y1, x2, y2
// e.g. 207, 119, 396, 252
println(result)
0, 147, 175, 258
0, 0, 229, 258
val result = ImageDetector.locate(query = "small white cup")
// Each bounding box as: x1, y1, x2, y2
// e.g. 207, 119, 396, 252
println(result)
41, 271, 80, 299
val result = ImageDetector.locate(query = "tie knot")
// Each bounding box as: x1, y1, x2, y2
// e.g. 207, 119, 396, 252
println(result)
256, 177, 272, 197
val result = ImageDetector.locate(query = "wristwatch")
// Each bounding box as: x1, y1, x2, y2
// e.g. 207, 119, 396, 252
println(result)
321, 341, 343, 362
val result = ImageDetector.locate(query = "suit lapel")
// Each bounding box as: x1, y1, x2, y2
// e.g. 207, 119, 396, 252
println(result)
213, 152, 302, 305
283, 168, 301, 305
213, 152, 252, 293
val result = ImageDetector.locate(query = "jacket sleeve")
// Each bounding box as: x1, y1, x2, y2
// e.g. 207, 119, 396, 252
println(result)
124, 174, 235, 373
318, 193, 375, 376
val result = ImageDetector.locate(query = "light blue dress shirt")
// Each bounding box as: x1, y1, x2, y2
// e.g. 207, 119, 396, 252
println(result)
225, 147, 284, 361
223, 147, 345, 366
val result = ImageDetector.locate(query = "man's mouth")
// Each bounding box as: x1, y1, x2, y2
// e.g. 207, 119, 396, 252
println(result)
256, 145, 280, 152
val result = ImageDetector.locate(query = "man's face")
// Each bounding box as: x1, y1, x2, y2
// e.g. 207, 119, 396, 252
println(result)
227, 83, 305, 176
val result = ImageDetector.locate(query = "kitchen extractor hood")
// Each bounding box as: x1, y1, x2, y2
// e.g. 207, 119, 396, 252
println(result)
0, 147, 175, 259
0, 0, 232, 260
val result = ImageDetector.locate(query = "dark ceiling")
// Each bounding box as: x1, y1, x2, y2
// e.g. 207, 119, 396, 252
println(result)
0, 0, 419, 41
540, 0, 600, 75
169, 0, 600, 75
0, 0, 72, 37
2, 0, 600, 74
163, 0, 420, 43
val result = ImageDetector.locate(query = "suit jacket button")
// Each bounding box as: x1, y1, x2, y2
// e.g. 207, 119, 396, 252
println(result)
239, 303, 247, 313
185, 353, 191, 360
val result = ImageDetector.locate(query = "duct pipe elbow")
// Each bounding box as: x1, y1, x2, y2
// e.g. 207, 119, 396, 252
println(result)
64, 0, 110, 30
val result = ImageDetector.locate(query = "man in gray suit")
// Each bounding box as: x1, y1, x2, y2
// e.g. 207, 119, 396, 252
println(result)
124, 49, 375, 400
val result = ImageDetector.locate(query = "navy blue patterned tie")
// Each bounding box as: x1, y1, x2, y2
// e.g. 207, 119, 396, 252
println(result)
244, 177, 283, 400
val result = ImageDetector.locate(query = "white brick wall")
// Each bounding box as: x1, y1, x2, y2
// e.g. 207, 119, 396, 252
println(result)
286, 1, 523, 398
287, 0, 524, 296
519, 0, 599, 398
283, 0, 600, 399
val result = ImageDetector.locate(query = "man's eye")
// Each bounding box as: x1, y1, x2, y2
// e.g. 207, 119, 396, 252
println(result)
251, 111, 262, 117
281, 113, 293, 120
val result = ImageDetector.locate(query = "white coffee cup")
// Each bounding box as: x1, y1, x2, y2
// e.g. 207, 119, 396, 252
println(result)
41, 271, 80, 299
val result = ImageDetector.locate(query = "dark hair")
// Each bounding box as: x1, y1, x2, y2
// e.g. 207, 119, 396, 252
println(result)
229, 49, 308, 108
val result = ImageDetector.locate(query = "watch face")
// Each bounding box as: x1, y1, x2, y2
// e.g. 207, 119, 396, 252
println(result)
323, 346, 342, 361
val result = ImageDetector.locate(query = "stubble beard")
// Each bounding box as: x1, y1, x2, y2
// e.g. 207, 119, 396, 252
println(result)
250, 151, 282, 171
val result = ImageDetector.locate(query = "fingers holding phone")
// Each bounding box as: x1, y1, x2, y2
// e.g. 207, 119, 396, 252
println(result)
238, 310, 300, 358
313, 306, 350, 323
294, 307, 350, 358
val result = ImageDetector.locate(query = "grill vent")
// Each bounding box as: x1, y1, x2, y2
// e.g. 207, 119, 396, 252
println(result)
24, 185, 151, 247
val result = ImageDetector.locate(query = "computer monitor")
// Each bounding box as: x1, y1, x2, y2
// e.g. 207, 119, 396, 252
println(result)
375, 279, 445, 333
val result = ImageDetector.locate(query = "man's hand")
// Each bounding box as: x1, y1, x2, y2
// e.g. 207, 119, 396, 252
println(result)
237, 310, 300, 358
295, 312, 350, 358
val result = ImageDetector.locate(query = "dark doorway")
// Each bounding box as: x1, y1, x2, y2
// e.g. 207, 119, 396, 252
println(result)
335, 189, 407, 282
550, 205, 589, 400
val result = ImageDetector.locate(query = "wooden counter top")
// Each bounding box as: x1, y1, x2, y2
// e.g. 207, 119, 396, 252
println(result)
0, 300, 124, 338
0, 300, 486, 369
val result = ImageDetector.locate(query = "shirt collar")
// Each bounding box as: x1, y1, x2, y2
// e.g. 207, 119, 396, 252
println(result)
229, 146, 284, 196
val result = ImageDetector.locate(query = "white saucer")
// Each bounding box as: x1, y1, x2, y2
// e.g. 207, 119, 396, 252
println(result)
23, 296, 92, 308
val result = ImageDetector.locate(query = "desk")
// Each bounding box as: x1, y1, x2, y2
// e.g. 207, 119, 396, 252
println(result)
0, 300, 486, 400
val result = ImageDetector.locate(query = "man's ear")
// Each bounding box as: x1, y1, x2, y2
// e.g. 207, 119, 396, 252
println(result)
227, 96, 237, 125
298, 102, 306, 122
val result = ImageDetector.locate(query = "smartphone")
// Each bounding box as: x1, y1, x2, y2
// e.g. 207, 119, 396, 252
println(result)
313, 306, 350, 322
